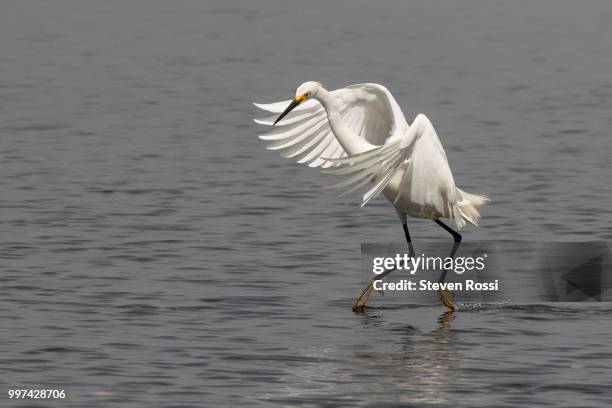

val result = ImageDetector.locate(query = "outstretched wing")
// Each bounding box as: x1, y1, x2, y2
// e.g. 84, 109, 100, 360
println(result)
325, 113, 464, 226
254, 83, 407, 168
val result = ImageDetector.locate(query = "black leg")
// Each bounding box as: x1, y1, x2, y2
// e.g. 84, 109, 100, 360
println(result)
402, 222, 416, 257
434, 219, 462, 243
378, 220, 416, 280
434, 219, 462, 284
433, 218, 462, 311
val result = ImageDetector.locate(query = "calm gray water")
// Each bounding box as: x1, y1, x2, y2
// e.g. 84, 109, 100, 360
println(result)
1, 0, 612, 406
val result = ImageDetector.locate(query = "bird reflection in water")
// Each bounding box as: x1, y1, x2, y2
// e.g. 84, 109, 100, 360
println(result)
265, 310, 464, 405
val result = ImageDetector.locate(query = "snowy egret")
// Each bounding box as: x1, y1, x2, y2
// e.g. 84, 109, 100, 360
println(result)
254, 82, 488, 312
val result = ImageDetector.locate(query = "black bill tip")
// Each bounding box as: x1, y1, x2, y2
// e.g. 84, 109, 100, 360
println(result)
274, 97, 302, 125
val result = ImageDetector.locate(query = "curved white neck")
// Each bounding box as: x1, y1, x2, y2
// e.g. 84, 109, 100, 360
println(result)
316, 89, 375, 156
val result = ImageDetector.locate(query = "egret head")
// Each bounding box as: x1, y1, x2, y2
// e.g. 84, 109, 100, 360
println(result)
295, 81, 322, 100
274, 81, 323, 125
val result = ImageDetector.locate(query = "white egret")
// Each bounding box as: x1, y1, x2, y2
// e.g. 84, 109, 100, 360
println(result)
254, 82, 488, 312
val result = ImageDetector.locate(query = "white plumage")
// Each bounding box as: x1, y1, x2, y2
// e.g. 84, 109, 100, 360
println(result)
255, 82, 488, 229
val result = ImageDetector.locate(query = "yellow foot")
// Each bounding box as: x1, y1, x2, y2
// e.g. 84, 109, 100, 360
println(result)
437, 288, 455, 312
352, 279, 374, 313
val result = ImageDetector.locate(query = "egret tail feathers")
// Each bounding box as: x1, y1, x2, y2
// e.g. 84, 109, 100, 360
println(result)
456, 188, 490, 227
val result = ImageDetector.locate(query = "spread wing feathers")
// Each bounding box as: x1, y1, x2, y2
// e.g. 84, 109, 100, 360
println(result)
323, 138, 413, 206
254, 84, 405, 169
324, 114, 468, 228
